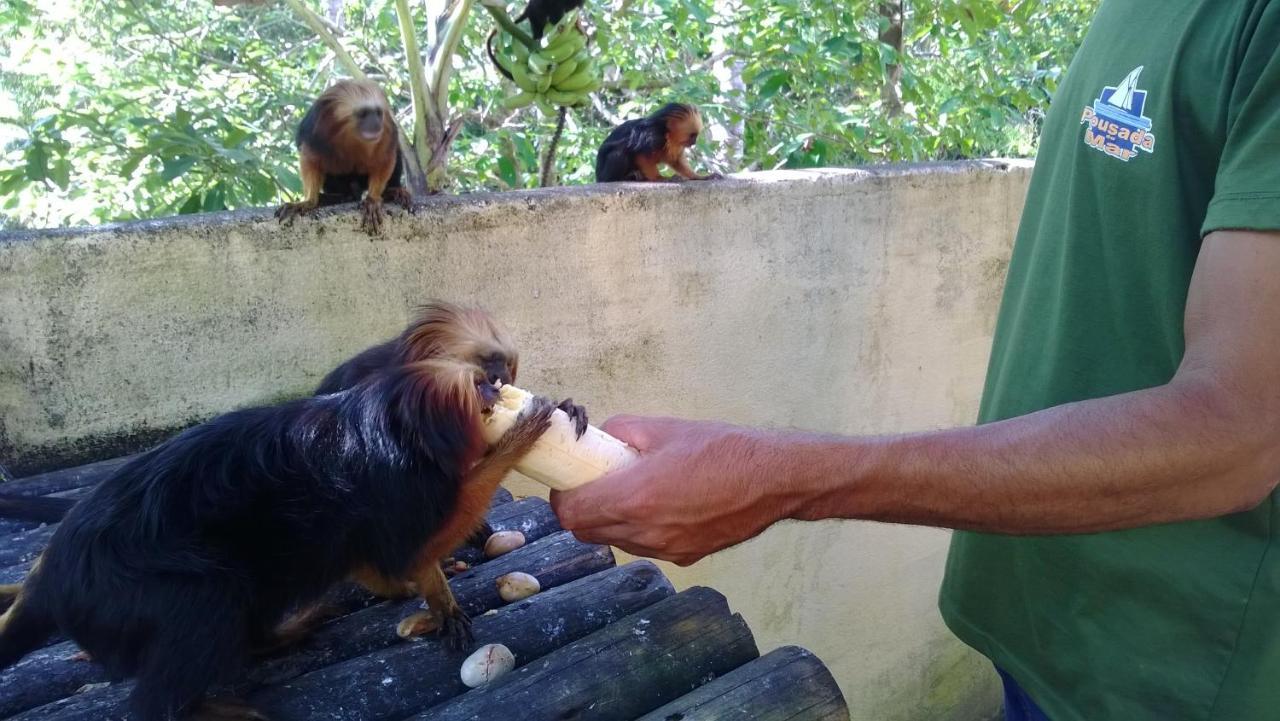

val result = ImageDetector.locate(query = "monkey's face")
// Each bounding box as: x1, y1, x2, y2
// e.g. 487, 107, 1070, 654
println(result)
352, 105, 385, 142
478, 352, 518, 387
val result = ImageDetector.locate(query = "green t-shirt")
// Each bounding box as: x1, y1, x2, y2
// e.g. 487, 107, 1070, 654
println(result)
939, 1, 1280, 719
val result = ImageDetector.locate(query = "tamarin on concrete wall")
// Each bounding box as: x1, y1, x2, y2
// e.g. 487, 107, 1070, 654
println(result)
0, 160, 1033, 720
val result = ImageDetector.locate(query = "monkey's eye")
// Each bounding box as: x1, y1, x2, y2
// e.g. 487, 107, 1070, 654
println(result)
689, 132, 699, 144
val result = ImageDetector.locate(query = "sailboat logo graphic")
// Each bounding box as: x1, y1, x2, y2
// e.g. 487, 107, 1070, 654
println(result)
1080, 66, 1157, 162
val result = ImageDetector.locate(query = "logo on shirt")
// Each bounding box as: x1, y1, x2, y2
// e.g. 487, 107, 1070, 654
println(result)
1079, 66, 1157, 162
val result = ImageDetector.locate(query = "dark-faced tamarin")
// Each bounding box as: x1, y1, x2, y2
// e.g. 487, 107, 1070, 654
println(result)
316, 300, 589, 438
0, 359, 554, 721
275, 79, 412, 235
595, 103, 723, 183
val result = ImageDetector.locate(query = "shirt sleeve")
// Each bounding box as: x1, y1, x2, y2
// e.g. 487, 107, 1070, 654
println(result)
1201, 1, 1280, 235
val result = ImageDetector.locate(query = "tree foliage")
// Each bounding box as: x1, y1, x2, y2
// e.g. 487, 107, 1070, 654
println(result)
0, 0, 1099, 229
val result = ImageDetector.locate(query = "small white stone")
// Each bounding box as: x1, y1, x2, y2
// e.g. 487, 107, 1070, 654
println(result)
496, 571, 542, 603
484, 530, 527, 558
460, 643, 516, 688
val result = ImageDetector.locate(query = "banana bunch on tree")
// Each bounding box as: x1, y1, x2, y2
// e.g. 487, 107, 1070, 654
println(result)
493, 11, 601, 114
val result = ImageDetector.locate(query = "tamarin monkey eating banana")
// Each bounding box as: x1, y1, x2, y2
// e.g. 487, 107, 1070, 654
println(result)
314, 300, 589, 552
595, 103, 723, 183
275, 78, 412, 235
486, 0, 586, 81
0, 359, 556, 721
0, 302, 588, 539
0, 301, 589, 604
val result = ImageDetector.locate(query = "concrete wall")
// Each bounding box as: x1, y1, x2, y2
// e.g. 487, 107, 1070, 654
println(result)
0, 160, 1032, 720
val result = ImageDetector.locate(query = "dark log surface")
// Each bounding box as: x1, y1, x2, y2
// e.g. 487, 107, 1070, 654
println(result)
417, 586, 760, 721
252, 561, 675, 721
2, 530, 611, 719
0, 456, 851, 721
635, 645, 850, 721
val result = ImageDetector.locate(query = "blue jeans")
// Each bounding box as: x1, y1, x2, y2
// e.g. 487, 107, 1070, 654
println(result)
997, 667, 1052, 721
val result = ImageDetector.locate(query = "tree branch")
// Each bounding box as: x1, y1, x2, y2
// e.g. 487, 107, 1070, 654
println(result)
482, 4, 537, 50
394, 0, 432, 170
281, 0, 368, 80
429, 0, 474, 114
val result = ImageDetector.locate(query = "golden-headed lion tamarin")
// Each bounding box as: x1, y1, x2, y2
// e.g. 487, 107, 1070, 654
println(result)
594, 103, 722, 183
0, 358, 556, 720
275, 79, 412, 235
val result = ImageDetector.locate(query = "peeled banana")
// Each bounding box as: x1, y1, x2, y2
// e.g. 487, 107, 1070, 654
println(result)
493, 8, 603, 113
480, 384, 638, 491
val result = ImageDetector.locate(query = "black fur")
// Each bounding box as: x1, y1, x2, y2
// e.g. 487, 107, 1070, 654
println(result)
319, 151, 405, 208
315, 339, 401, 396
594, 103, 686, 182
0, 494, 76, 524
515, 0, 585, 38
0, 362, 481, 721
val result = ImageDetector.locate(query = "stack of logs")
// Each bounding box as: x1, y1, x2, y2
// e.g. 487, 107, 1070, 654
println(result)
0, 456, 849, 721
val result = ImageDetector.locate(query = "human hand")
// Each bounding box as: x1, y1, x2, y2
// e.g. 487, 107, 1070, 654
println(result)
549, 415, 795, 566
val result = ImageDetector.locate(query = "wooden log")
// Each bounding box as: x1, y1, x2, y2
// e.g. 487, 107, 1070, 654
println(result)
0, 457, 134, 497
0, 641, 111, 719
0, 489, 88, 537
249, 530, 611, 686
251, 561, 675, 721
415, 586, 760, 721
449, 496, 561, 567
634, 646, 850, 721
5, 532, 612, 720
0, 525, 55, 568
0, 559, 30, 585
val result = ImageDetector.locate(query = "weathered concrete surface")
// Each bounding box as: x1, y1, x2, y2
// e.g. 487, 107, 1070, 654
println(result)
0, 160, 1032, 720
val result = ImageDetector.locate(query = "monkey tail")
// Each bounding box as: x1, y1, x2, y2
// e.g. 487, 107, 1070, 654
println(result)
0, 493, 76, 524
486, 30, 514, 81
540, 106, 568, 187
0, 585, 55, 670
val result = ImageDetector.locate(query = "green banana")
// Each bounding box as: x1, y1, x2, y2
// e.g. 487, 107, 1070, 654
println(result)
541, 32, 585, 63
545, 88, 586, 106
528, 52, 554, 76
509, 63, 539, 93
512, 36, 531, 63
555, 62, 596, 92
550, 57, 579, 85
536, 72, 553, 93
536, 96, 556, 116
502, 90, 536, 109
543, 24, 577, 51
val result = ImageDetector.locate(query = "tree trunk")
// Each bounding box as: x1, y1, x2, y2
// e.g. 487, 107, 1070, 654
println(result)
878, 1, 904, 116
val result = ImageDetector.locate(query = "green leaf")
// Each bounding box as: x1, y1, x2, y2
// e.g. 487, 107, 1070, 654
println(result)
49, 159, 72, 190
756, 71, 791, 101
25, 143, 49, 182
161, 155, 198, 182
497, 156, 518, 188
178, 192, 203, 215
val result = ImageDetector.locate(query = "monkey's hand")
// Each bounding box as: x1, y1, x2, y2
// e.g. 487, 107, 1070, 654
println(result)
489, 395, 555, 462
383, 186, 414, 212
360, 196, 386, 235
556, 398, 590, 439
274, 199, 319, 225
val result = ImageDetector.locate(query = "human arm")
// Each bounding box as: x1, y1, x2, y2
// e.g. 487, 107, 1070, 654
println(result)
551, 230, 1280, 565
